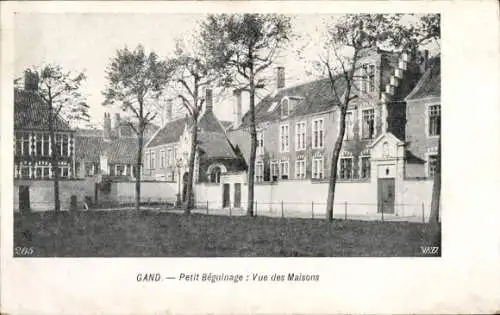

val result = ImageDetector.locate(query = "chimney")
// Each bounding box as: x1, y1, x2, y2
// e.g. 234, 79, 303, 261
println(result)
165, 99, 173, 123
418, 49, 429, 73
276, 66, 285, 89
24, 70, 39, 92
114, 113, 121, 137
205, 88, 213, 113
233, 89, 242, 128
103, 113, 112, 140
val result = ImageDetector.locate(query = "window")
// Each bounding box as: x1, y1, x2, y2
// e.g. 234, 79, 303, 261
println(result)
339, 158, 353, 180
360, 156, 371, 179
43, 134, 50, 156
257, 131, 264, 155
295, 159, 306, 179
210, 166, 222, 183
280, 124, 289, 152
360, 65, 367, 93
23, 134, 30, 156
166, 149, 172, 166
361, 109, 375, 139
312, 157, 324, 179
145, 153, 150, 169
344, 112, 354, 140
150, 152, 156, 170
43, 167, 50, 179
35, 133, 43, 156
20, 166, 30, 179
160, 150, 165, 168
255, 161, 264, 182
116, 164, 125, 176
271, 161, 279, 181
281, 99, 289, 117
312, 118, 324, 148
428, 154, 438, 177
428, 104, 441, 137
62, 134, 69, 156
295, 121, 306, 151
280, 160, 289, 180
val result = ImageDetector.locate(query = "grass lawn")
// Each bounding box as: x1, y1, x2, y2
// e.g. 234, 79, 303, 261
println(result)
14, 210, 441, 257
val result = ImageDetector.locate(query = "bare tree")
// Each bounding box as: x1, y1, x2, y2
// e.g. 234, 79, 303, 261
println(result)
200, 14, 292, 216
172, 37, 219, 213
102, 45, 175, 211
27, 65, 89, 212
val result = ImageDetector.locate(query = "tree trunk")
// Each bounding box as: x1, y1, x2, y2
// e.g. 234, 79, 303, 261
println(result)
429, 135, 441, 225
247, 74, 257, 216
135, 130, 143, 211
184, 115, 198, 214
49, 103, 61, 212
326, 107, 347, 221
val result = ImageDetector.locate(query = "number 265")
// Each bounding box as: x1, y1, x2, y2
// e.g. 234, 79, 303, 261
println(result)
14, 247, 34, 256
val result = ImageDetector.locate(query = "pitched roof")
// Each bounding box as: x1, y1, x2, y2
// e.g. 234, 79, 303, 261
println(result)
198, 131, 237, 159
75, 134, 139, 164
241, 77, 345, 126
146, 116, 190, 148
405, 56, 441, 101
220, 121, 233, 130
14, 89, 72, 131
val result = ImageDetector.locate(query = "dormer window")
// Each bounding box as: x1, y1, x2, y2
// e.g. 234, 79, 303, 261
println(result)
281, 98, 289, 118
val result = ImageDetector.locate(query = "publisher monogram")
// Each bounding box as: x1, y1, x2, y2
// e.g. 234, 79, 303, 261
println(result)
420, 246, 439, 255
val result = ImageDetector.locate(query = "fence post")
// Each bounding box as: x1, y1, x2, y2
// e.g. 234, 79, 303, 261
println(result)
344, 201, 348, 220
311, 201, 314, 219
255, 200, 257, 216
229, 203, 232, 217
421, 202, 425, 223
281, 200, 284, 218
206, 201, 209, 215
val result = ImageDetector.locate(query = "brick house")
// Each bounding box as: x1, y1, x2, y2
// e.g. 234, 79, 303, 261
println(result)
14, 70, 77, 180
74, 113, 158, 180
223, 47, 439, 214
404, 56, 441, 179
143, 88, 245, 203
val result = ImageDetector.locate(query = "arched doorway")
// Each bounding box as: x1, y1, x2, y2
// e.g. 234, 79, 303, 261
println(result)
182, 172, 189, 203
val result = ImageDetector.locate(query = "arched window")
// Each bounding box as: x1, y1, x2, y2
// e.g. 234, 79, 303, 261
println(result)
210, 166, 221, 184
382, 141, 390, 158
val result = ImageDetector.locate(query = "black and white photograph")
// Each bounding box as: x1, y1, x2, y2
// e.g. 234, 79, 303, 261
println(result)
2, 1, 500, 314
11, 12, 442, 257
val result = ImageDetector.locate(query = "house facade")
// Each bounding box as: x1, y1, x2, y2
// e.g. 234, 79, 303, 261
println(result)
14, 70, 77, 180
143, 89, 245, 203
74, 113, 158, 180
221, 47, 440, 216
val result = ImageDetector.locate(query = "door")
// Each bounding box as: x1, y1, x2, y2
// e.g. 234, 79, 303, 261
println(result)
222, 183, 230, 208
378, 178, 395, 214
19, 186, 30, 213
233, 183, 241, 208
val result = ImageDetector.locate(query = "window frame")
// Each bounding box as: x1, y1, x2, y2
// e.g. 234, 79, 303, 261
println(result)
280, 123, 289, 153
312, 157, 324, 180
281, 97, 290, 118
425, 152, 439, 178
255, 160, 264, 183
343, 111, 355, 141
426, 102, 441, 139
312, 118, 324, 149
270, 160, 279, 181
359, 155, 371, 179
339, 157, 353, 180
280, 160, 289, 180
295, 121, 306, 151
360, 108, 376, 140
295, 158, 306, 179
257, 130, 265, 155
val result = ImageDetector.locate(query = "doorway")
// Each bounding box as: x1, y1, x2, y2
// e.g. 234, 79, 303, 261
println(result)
222, 183, 230, 208
233, 183, 241, 208
377, 178, 395, 214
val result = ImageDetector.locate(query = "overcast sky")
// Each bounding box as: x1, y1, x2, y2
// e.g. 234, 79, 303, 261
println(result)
14, 13, 329, 127
14, 13, 438, 128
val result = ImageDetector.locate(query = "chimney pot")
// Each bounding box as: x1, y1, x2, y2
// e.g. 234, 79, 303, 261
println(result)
24, 70, 39, 92
276, 66, 285, 89
103, 113, 112, 140
233, 89, 242, 128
